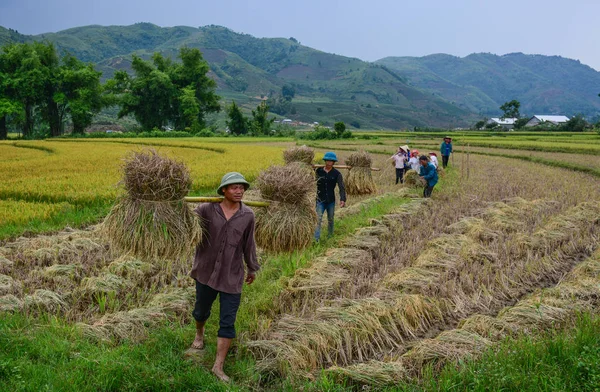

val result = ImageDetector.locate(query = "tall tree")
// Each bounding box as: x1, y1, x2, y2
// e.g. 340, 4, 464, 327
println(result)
500, 99, 521, 119
112, 55, 176, 130
334, 121, 346, 137
226, 101, 249, 135
179, 85, 201, 132
250, 101, 274, 135
0, 43, 46, 137
170, 47, 220, 129
108, 48, 220, 131
34, 42, 62, 136
56, 54, 103, 134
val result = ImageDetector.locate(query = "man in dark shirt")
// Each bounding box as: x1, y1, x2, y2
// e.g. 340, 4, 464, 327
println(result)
314, 151, 346, 241
189, 172, 260, 382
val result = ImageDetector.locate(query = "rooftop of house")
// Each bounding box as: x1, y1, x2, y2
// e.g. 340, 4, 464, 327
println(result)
531, 115, 570, 123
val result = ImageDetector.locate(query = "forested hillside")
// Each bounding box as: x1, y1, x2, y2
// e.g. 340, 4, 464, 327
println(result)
377, 53, 600, 118
2, 23, 600, 128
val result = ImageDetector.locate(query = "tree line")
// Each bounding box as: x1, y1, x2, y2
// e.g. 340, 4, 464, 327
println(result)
0, 41, 229, 139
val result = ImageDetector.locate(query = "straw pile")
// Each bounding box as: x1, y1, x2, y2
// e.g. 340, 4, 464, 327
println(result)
283, 145, 315, 166
23, 289, 67, 313
403, 169, 424, 187
345, 151, 376, 195
0, 256, 13, 274
0, 274, 17, 295
101, 149, 202, 261
0, 294, 22, 312
78, 287, 194, 342
247, 293, 444, 375
255, 163, 317, 252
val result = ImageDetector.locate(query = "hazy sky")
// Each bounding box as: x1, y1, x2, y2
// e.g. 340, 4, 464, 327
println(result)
1, 0, 599, 70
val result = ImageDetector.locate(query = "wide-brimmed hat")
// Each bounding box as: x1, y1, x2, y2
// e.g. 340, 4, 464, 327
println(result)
444, 136, 452, 141
401, 145, 409, 152
217, 172, 250, 195
323, 151, 338, 162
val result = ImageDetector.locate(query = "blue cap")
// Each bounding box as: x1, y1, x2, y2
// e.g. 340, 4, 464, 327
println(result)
323, 151, 338, 162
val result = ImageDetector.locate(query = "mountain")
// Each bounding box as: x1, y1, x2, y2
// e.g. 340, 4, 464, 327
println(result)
2, 23, 599, 128
377, 53, 600, 119
0, 23, 473, 129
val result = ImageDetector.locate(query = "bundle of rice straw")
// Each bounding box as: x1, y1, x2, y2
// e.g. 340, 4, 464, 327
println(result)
255, 163, 317, 252
403, 169, 425, 187
345, 151, 376, 195
102, 149, 202, 261
283, 145, 315, 166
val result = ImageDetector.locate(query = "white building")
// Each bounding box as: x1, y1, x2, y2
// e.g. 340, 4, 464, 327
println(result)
525, 115, 570, 127
487, 118, 518, 130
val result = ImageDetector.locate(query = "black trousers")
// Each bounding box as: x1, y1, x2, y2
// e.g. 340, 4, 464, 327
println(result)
442, 155, 450, 168
423, 185, 435, 198
395, 168, 405, 184
192, 281, 241, 339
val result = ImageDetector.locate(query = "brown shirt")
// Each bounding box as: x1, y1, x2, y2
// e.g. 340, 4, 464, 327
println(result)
190, 202, 260, 294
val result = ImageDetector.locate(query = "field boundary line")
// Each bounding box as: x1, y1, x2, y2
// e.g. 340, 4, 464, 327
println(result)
45, 139, 227, 153
10, 142, 56, 154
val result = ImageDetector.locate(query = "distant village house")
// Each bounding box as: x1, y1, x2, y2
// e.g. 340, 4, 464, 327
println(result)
525, 115, 569, 127
487, 117, 517, 130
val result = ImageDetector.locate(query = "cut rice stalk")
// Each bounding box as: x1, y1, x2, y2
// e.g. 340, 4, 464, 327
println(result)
101, 149, 202, 261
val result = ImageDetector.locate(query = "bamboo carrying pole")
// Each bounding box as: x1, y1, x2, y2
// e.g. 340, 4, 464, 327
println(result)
184, 197, 270, 207
312, 164, 381, 171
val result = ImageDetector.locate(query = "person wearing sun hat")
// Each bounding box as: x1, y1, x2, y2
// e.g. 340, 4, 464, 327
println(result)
389, 146, 408, 184
189, 171, 259, 382
314, 151, 346, 241
440, 136, 453, 168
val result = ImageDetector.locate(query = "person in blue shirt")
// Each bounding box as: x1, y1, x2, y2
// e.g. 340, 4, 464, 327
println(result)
419, 155, 438, 198
440, 136, 453, 168
314, 151, 346, 240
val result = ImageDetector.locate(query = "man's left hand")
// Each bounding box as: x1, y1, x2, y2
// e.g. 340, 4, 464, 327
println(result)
340, 201, 346, 208
245, 273, 256, 285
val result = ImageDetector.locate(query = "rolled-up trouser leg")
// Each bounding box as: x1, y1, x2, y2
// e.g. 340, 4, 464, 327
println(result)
192, 281, 219, 322
217, 291, 242, 339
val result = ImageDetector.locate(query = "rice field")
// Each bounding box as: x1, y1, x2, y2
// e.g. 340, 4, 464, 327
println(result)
1, 131, 600, 391
0, 139, 285, 238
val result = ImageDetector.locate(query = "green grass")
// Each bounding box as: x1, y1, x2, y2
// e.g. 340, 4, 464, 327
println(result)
0, 313, 244, 392
0, 203, 109, 240
386, 314, 600, 392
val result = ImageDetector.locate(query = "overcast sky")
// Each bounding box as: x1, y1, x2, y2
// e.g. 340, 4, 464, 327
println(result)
1, 0, 599, 70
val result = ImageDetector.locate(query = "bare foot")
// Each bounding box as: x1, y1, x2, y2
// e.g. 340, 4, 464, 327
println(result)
211, 366, 231, 382
190, 331, 204, 350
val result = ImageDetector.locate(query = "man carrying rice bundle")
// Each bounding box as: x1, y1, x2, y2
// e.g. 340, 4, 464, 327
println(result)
419, 155, 438, 198
189, 172, 260, 382
314, 152, 346, 241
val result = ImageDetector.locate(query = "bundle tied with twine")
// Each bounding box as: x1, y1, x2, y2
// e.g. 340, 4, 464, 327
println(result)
255, 162, 317, 252
283, 145, 315, 166
345, 150, 376, 195
102, 149, 202, 261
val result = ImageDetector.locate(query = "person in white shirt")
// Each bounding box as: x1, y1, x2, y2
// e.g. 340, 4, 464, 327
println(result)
409, 150, 421, 172
429, 152, 439, 168
389, 147, 408, 184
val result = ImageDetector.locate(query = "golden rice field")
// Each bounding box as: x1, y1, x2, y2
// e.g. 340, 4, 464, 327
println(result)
0, 139, 287, 239
1, 132, 600, 391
